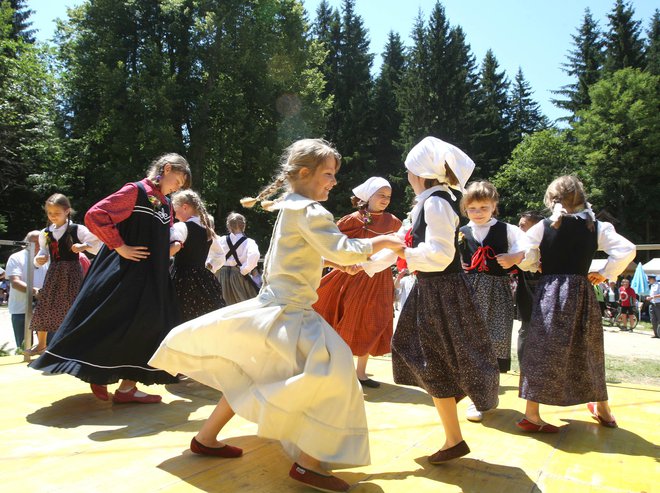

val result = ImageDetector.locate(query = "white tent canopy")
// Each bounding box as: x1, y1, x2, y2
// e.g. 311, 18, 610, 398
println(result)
589, 259, 637, 278
643, 258, 660, 275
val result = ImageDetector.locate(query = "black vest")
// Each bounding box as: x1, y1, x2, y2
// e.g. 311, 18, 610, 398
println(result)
539, 217, 598, 275
45, 223, 80, 262
412, 189, 463, 275
173, 222, 211, 269
459, 220, 511, 277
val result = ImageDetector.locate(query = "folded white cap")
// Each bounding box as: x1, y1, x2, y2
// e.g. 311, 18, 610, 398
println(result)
352, 176, 391, 202
404, 136, 475, 190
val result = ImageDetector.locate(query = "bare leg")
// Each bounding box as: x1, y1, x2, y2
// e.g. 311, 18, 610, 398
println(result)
356, 355, 369, 380
595, 400, 614, 422
27, 331, 48, 352
524, 400, 545, 424
432, 396, 463, 449
195, 395, 236, 447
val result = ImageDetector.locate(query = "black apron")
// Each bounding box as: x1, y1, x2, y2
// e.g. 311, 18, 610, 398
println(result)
31, 181, 180, 385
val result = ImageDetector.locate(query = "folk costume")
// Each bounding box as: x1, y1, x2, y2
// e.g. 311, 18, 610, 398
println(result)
520, 211, 635, 406
208, 232, 260, 305
314, 177, 402, 357
28, 221, 100, 335
150, 193, 375, 468
30, 179, 180, 385
459, 218, 529, 372
380, 137, 499, 409
170, 217, 225, 322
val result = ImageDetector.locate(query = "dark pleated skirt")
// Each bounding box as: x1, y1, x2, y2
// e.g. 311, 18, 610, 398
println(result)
519, 274, 607, 406
30, 248, 179, 386
172, 265, 225, 322
464, 272, 515, 372
392, 272, 499, 410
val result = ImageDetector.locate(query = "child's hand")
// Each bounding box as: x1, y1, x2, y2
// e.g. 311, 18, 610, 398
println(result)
345, 264, 363, 276
587, 272, 606, 285
372, 234, 405, 253
496, 252, 524, 269
116, 244, 150, 262
71, 243, 88, 254
35, 254, 48, 266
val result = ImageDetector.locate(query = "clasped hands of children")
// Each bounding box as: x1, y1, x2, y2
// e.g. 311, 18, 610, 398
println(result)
340, 235, 406, 275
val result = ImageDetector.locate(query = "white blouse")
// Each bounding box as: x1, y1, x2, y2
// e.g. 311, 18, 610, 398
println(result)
364, 185, 459, 275
464, 217, 535, 271
36, 221, 101, 265
206, 231, 261, 276
524, 213, 636, 280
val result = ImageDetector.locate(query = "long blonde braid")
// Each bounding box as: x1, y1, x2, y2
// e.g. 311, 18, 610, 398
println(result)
241, 138, 341, 211
172, 190, 216, 240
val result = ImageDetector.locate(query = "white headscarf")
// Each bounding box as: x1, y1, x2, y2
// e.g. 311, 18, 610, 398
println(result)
352, 176, 391, 203
404, 136, 475, 190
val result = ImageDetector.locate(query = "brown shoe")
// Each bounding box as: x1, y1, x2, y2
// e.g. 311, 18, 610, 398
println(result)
428, 440, 470, 464
190, 437, 243, 458
289, 463, 350, 492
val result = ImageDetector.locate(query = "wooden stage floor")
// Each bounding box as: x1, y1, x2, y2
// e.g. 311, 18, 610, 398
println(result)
1, 354, 657, 492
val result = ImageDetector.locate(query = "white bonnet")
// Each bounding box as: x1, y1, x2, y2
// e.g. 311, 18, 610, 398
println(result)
352, 176, 391, 202
404, 136, 475, 189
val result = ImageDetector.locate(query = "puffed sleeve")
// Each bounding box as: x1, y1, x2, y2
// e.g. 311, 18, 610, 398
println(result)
596, 221, 636, 280
75, 224, 102, 255
298, 204, 372, 264
36, 229, 48, 259
205, 235, 226, 273
239, 238, 261, 276
404, 196, 457, 272
519, 220, 544, 272
170, 222, 188, 244
85, 183, 138, 249
507, 223, 538, 271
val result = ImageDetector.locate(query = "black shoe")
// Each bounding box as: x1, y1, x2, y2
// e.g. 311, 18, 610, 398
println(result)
359, 378, 380, 388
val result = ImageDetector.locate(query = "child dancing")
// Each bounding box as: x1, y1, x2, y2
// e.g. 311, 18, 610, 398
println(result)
314, 176, 401, 387
517, 175, 635, 432
376, 136, 500, 463
149, 139, 404, 492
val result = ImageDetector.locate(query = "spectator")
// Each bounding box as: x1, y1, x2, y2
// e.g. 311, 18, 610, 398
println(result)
618, 279, 637, 331
6, 231, 48, 349
647, 274, 660, 338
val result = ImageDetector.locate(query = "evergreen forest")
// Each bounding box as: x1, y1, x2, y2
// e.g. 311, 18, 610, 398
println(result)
1, 0, 658, 253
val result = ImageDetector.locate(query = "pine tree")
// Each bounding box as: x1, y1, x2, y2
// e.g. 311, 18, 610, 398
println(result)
446, 25, 480, 151
472, 50, 511, 179
604, 0, 645, 72
372, 31, 406, 217
510, 68, 550, 146
4, 0, 34, 43
551, 8, 604, 121
645, 10, 660, 75
312, 0, 341, 142
335, 0, 373, 155
397, 11, 432, 151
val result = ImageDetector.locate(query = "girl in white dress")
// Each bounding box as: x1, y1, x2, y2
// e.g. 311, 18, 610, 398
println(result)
149, 139, 404, 493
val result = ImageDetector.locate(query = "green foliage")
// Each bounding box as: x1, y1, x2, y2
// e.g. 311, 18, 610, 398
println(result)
573, 68, 660, 242
605, 0, 646, 72
552, 8, 605, 120
509, 68, 550, 147
492, 129, 584, 223
471, 50, 511, 179
0, 2, 61, 237
645, 10, 660, 75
